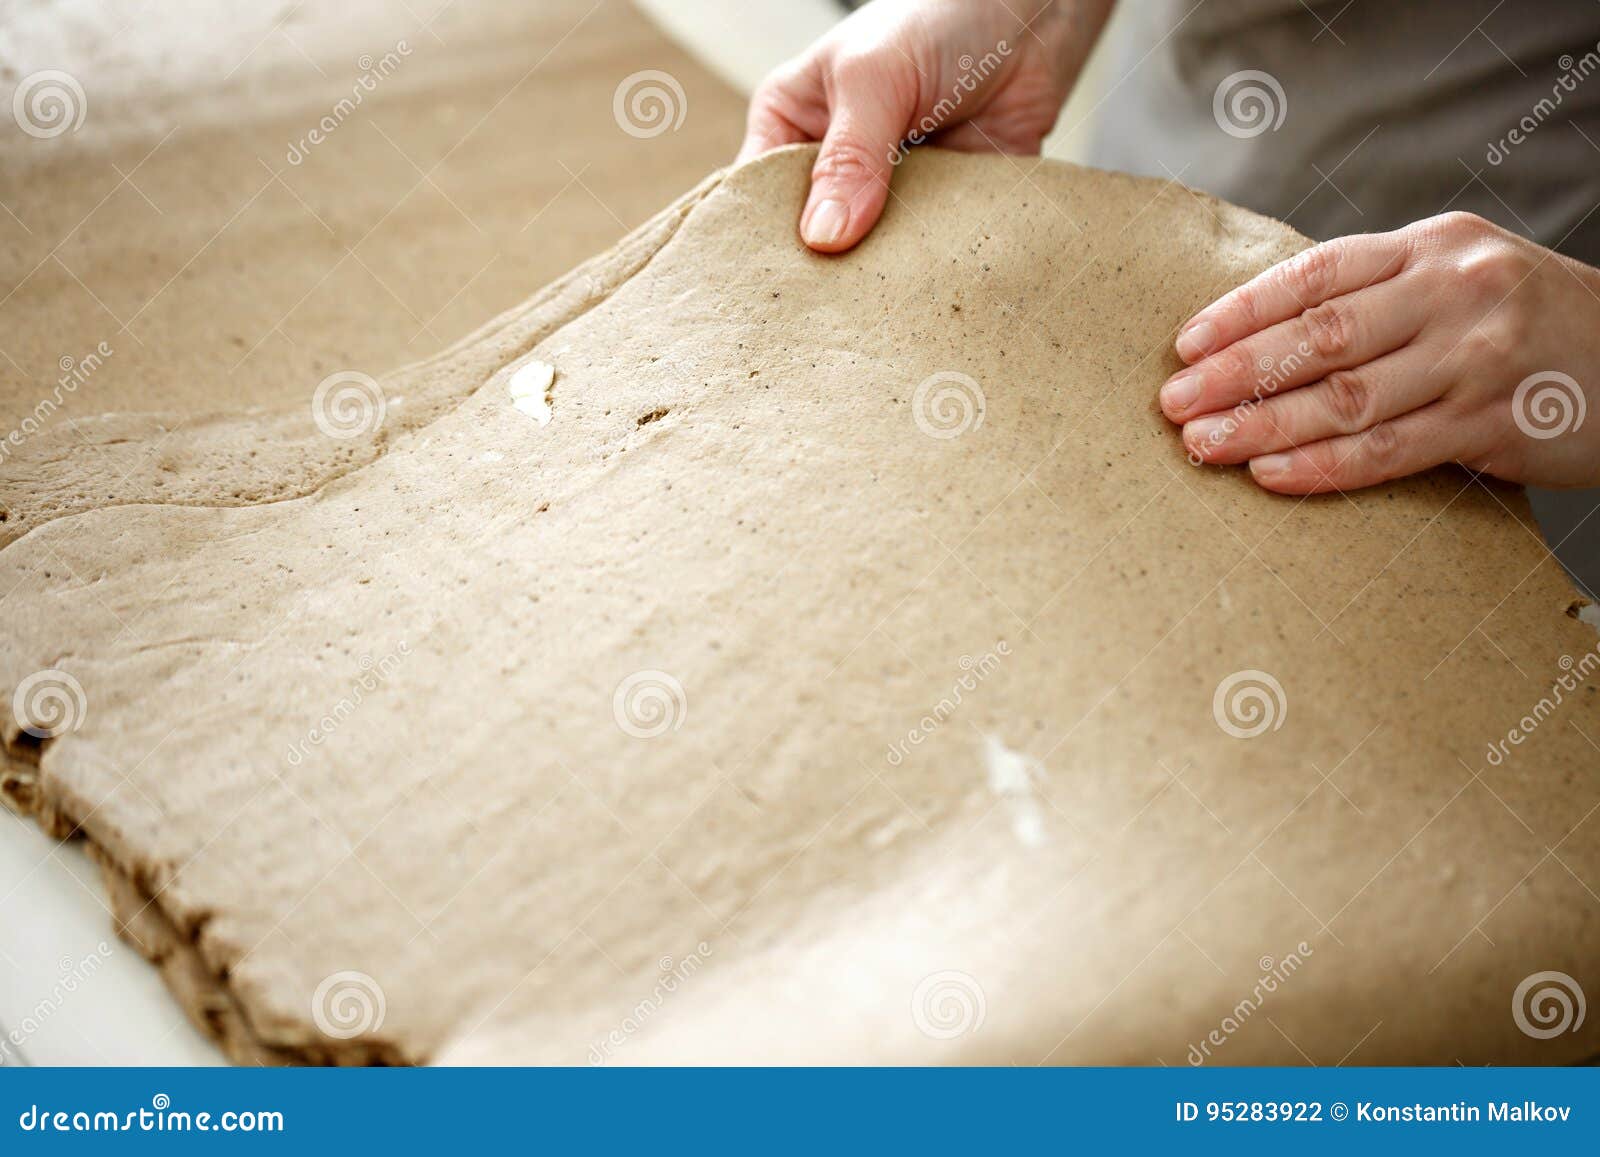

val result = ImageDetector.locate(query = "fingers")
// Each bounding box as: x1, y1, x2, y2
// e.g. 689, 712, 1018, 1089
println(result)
737, 70, 821, 165
1175, 232, 1413, 363
1184, 345, 1459, 467
1160, 276, 1426, 423
737, 104, 810, 165
1182, 349, 1444, 465
934, 119, 1048, 156
1245, 404, 1465, 495
800, 60, 914, 253
737, 54, 912, 253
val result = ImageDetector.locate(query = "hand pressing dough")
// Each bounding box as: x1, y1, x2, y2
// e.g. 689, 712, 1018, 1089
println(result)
3, 146, 1597, 1066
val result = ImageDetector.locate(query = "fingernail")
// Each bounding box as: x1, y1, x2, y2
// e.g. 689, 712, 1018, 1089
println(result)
802, 198, 849, 247
1176, 321, 1216, 362
1184, 416, 1226, 456
1250, 453, 1293, 480
1160, 371, 1201, 415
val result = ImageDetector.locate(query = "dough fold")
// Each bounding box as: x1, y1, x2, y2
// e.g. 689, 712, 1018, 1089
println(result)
4, 147, 1596, 1066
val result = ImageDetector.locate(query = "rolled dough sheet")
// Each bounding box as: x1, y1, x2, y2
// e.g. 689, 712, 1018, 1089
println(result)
3, 146, 1597, 1066
0, 0, 743, 1065
0, 0, 744, 549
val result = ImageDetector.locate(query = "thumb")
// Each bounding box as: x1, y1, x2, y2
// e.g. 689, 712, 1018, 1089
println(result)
801, 65, 911, 253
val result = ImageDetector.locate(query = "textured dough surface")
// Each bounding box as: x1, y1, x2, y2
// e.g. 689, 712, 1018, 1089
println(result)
4, 145, 1598, 1065
0, 0, 743, 549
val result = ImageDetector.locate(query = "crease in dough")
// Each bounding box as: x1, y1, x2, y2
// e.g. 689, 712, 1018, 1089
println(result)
4, 147, 1596, 1068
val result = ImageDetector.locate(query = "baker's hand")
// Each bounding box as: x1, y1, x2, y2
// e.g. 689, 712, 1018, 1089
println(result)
1166, 211, 1600, 494
738, 0, 1110, 253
